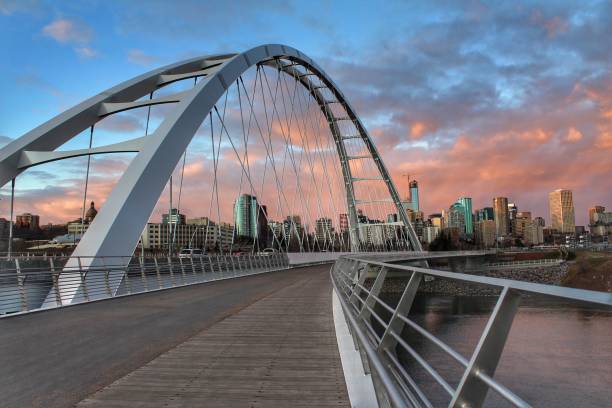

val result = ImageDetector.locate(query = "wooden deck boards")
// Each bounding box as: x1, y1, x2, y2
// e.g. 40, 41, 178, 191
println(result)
78, 267, 350, 407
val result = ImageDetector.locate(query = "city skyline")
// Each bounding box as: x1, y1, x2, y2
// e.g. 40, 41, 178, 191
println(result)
1, 2, 611, 227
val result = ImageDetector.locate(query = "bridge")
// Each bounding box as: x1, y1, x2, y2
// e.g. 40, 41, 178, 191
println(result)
1, 44, 611, 407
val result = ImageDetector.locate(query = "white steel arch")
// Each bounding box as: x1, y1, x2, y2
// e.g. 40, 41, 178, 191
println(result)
0, 44, 421, 303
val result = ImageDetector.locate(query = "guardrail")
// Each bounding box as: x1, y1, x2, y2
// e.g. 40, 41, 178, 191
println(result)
0, 253, 289, 316
331, 255, 612, 408
485, 258, 562, 269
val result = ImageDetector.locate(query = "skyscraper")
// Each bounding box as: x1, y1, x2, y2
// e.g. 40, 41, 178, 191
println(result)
548, 189, 575, 233
447, 203, 466, 236
409, 180, 420, 212
339, 213, 349, 232
493, 197, 509, 237
315, 217, 333, 244
475, 207, 494, 222
456, 197, 473, 236
589, 206, 606, 225
234, 194, 260, 239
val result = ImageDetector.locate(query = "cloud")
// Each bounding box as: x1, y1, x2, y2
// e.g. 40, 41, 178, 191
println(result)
42, 18, 91, 43
75, 46, 97, 58
15, 73, 62, 96
0, 0, 39, 15
42, 18, 97, 58
566, 127, 582, 143
127, 49, 159, 66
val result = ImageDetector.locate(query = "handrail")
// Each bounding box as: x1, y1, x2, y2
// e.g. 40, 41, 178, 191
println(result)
332, 254, 611, 407
0, 253, 290, 316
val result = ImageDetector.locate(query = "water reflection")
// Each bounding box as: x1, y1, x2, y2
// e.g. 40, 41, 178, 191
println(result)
379, 293, 612, 407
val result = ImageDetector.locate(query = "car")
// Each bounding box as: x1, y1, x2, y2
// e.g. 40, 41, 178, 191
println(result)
178, 248, 204, 258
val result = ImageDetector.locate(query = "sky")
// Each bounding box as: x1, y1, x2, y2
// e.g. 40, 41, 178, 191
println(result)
0, 0, 610, 227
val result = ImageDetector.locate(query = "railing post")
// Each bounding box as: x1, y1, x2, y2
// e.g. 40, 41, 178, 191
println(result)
230, 255, 237, 276
76, 257, 89, 302
450, 286, 521, 408
208, 255, 215, 276
50, 258, 62, 306
123, 259, 132, 295
101, 257, 113, 298
190, 257, 196, 279
199, 256, 205, 277
154, 257, 162, 288
139, 257, 149, 292
348, 261, 368, 310
178, 256, 186, 284
14, 258, 28, 311
378, 271, 423, 352
359, 266, 388, 321
167, 256, 175, 286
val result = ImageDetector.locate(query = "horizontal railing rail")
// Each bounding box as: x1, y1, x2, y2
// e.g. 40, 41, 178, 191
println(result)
331, 255, 612, 408
0, 253, 289, 316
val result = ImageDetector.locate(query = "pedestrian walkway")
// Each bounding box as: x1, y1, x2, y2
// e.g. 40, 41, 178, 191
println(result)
78, 265, 350, 407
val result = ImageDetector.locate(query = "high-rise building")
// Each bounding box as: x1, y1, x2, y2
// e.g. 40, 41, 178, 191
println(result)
589, 206, 606, 225
339, 213, 349, 232
409, 180, 419, 212
548, 189, 575, 233
493, 197, 509, 237
475, 207, 494, 222
428, 213, 444, 229
15, 213, 40, 230
162, 208, 186, 225
315, 217, 333, 244
447, 203, 465, 236
141, 221, 233, 251
234, 194, 260, 239
512, 212, 532, 239
455, 197, 473, 236
534, 216, 545, 227
475, 220, 496, 248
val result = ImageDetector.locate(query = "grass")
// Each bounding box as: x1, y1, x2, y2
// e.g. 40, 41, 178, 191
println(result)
562, 250, 612, 293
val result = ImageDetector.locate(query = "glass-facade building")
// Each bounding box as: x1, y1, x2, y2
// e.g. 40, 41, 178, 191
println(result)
456, 197, 473, 236
234, 194, 259, 239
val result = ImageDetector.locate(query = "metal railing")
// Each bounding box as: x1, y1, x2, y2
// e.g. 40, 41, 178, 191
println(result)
0, 253, 289, 316
485, 258, 562, 269
331, 255, 612, 408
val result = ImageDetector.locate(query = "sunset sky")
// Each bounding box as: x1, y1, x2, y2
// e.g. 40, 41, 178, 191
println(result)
0, 0, 610, 227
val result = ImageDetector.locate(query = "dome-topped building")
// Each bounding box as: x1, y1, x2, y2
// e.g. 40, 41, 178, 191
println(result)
85, 201, 98, 224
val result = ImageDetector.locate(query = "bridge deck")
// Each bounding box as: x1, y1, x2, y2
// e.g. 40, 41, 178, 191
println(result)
0, 264, 349, 408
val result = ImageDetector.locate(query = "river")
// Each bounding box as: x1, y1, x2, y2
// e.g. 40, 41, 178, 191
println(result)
383, 294, 612, 407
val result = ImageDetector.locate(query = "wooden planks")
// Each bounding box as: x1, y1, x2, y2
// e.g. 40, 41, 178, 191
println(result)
78, 266, 350, 407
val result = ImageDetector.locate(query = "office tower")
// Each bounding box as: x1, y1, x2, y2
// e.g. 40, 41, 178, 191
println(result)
234, 194, 261, 239
493, 197, 509, 237
548, 189, 575, 233
428, 213, 444, 229
589, 206, 606, 225
339, 213, 349, 232
447, 203, 466, 236
315, 217, 333, 243
456, 197, 473, 236
508, 203, 518, 220
162, 208, 186, 225
512, 212, 532, 239
475, 207, 494, 222
534, 216, 545, 227
475, 220, 496, 248
409, 180, 420, 211
15, 213, 40, 230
